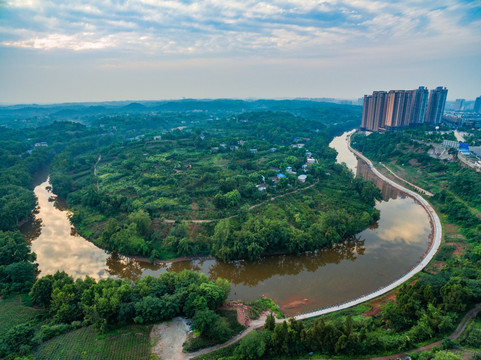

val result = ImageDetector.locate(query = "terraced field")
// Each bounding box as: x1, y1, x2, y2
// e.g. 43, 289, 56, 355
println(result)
35, 325, 152, 360
0, 295, 41, 334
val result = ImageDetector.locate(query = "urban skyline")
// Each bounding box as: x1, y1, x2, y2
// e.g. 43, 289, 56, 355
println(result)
361, 86, 447, 132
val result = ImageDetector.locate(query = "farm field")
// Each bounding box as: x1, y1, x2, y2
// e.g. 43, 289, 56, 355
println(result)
0, 295, 41, 334
35, 325, 153, 360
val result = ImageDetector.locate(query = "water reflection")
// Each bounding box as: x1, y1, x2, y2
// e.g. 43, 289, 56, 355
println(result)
25, 131, 433, 316
356, 160, 404, 201
28, 179, 111, 280
206, 239, 365, 286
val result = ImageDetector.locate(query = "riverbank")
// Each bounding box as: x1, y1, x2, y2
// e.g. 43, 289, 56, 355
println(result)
26, 130, 435, 317
294, 132, 442, 320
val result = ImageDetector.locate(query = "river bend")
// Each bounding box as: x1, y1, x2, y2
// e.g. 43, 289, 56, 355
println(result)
23, 130, 434, 316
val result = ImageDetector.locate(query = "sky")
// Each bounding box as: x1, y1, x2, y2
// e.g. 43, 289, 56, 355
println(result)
1, 0, 480, 104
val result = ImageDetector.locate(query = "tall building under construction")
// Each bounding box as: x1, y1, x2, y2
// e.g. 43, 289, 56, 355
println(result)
361, 86, 444, 132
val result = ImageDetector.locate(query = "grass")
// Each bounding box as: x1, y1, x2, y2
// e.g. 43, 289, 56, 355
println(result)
302, 303, 372, 327
0, 295, 42, 334
244, 297, 284, 319
35, 325, 153, 360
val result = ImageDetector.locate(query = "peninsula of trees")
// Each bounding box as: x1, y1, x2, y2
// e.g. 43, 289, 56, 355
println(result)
46, 110, 381, 261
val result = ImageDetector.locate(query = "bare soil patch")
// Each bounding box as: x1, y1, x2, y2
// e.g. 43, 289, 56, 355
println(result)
363, 279, 419, 317
151, 317, 189, 360
425, 260, 446, 274
445, 242, 467, 257
363, 292, 397, 317
221, 301, 250, 327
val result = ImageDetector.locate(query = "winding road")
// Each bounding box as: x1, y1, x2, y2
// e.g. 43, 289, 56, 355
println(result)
295, 134, 442, 320
181, 132, 444, 359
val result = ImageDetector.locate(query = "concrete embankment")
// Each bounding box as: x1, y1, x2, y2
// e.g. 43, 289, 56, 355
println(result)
295, 134, 442, 321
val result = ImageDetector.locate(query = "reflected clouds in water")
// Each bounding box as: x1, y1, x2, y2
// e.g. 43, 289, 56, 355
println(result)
31, 180, 111, 280
27, 131, 435, 316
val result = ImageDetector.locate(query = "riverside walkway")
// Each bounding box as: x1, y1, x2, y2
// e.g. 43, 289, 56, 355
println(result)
295, 134, 442, 321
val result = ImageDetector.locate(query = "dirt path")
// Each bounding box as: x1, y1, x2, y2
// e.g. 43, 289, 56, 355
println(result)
161, 181, 319, 224
151, 317, 189, 360
313, 304, 481, 360
186, 313, 268, 359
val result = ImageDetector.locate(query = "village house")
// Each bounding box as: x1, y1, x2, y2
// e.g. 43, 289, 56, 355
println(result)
256, 184, 267, 192
298, 174, 307, 183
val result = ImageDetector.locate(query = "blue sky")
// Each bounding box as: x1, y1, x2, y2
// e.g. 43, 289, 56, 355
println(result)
1, 0, 480, 103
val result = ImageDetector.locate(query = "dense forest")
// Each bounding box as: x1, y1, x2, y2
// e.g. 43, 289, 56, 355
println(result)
45, 110, 380, 261
197, 128, 481, 360
1, 103, 481, 359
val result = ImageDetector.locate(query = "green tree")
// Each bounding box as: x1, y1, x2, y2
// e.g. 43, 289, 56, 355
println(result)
193, 309, 218, 334
271, 321, 289, 354
128, 209, 151, 236
432, 352, 463, 360
265, 312, 275, 331
235, 331, 267, 360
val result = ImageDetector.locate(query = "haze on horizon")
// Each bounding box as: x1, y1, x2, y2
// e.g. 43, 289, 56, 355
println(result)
0, 0, 480, 105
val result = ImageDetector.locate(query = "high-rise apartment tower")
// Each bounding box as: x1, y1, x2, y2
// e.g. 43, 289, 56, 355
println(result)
474, 96, 481, 114
361, 86, 436, 132
426, 86, 448, 124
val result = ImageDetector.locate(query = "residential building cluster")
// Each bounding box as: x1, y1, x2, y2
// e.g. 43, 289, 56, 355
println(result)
475, 96, 481, 114
361, 86, 448, 132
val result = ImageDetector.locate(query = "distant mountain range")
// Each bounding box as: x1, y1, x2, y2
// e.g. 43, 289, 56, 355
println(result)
0, 99, 360, 128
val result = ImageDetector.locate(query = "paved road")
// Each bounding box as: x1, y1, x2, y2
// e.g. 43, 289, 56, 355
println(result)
186, 134, 445, 359
187, 303, 481, 360
379, 162, 434, 197
295, 134, 442, 320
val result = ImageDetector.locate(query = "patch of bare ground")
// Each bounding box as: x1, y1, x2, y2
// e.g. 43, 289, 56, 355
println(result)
221, 301, 250, 327
363, 292, 397, 317
425, 260, 446, 274
444, 223, 466, 241
409, 158, 420, 167
151, 317, 189, 360
445, 242, 467, 257
363, 279, 419, 317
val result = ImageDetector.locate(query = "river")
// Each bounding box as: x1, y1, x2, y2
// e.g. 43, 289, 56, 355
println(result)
22, 130, 432, 316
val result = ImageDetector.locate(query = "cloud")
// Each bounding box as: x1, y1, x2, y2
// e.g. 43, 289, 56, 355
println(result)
0, 0, 477, 57
3, 33, 118, 50
0, 0, 480, 103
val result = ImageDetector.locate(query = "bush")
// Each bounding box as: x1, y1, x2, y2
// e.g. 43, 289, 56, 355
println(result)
0, 324, 36, 358
234, 331, 269, 360
35, 323, 73, 342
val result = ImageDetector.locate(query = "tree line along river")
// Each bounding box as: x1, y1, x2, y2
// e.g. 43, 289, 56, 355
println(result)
21, 130, 433, 317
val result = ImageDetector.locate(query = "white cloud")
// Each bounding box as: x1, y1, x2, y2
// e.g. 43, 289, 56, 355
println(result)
2, 33, 118, 50
0, 0, 480, 62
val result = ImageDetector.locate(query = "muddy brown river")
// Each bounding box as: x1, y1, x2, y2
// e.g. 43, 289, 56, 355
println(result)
22, 131, 432, 316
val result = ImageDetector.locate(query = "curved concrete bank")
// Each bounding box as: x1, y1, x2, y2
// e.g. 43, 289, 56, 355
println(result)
295, 134, 442, 321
